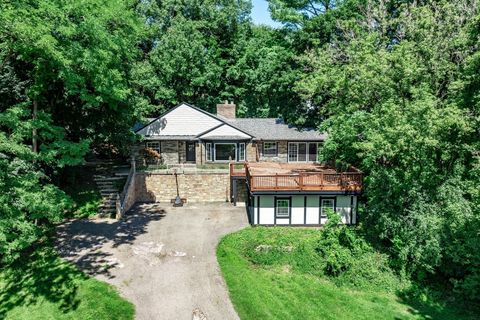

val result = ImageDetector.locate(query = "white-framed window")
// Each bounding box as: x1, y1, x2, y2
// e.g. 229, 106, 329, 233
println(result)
214, 143, 237, 161
146, 141, 161, 154
238, 143, 245, 161
320, 198, 335, 218
276, 198, 290, 217
206, 143, 213, 161
288, 142, 321, 162
288, 143, 298, 162
263, 141, 277, 156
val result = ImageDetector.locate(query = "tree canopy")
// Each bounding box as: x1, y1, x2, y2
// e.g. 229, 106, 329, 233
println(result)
0, 0, 479, 306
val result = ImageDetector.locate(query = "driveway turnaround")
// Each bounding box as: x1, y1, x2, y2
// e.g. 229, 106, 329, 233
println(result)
56, 202, 249, 320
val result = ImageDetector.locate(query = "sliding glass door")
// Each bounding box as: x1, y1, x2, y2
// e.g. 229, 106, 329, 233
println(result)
288, 142, 320, 162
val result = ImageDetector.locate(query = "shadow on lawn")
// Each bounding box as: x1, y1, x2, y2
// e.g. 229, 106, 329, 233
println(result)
56, 202, 166, 278
0, 246, 85, 318
0, 203, 164, 318
397, 285, 479, 320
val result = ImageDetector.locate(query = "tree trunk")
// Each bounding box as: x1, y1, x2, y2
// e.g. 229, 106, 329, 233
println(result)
32, 99, 38, 153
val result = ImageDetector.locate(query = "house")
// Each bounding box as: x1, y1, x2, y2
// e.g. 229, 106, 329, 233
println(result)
134, 101, 326, 165
135, 102, 362, 226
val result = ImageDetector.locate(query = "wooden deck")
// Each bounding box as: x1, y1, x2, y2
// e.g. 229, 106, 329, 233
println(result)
230, 162, 362, 192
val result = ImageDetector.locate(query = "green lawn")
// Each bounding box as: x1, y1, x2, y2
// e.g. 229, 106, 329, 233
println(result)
217, 227, 477, 320
0, 246, 134, 320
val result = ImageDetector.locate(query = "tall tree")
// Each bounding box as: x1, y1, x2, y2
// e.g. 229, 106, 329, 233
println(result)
296, 0, 480, 300
1, 0, 143, 153
133, 0, 252, 115
0, 0, 142, 262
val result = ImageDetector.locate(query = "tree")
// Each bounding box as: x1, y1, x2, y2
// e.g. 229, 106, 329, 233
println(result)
132, 0, 252, 115
1, 0, 143, 153
296, 0, 480, 300
0, 0, 142, 262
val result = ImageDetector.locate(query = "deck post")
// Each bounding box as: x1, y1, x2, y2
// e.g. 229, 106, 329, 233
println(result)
233, 179, 237, 206
275, 174, 278, 190
299, 174, 304, 190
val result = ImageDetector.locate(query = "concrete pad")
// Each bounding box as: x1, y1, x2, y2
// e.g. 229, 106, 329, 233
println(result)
56, 202, 249, 320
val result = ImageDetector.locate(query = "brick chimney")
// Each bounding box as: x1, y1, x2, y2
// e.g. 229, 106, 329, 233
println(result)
216, 100, 236, 119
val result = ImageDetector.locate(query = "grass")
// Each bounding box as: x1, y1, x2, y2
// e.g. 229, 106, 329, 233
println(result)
0, 245, 134, 320
217, 227, 478, 320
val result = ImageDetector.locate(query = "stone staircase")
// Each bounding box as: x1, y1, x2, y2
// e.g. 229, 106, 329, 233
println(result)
92, 162, 129, 217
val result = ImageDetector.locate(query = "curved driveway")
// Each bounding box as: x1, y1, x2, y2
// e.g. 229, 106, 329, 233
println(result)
56, 202, 249, 320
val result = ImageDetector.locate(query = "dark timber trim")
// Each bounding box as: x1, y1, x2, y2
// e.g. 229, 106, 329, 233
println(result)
256, 196, 260, 225
232, 179, 237, 206
355, 196, 359, 225
303, 196, 307, 225
350, 196, 354, 225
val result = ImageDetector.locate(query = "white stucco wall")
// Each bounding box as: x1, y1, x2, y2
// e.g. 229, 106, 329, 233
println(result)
253, 194, 357, 226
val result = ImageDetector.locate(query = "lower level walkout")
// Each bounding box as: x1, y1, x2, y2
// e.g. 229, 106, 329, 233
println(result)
248, 194, 358, 226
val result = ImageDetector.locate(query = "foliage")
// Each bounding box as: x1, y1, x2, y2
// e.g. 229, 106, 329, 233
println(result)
0, 106, 88, 263
0, 245, 134, 319
217, 227, 478, 320
0, 0, 142, 263
62, 166, 102, 218
296, 0, 480, 302
240, 221, 403, 293
132, 0, 252, 114
0, 0, 143, 152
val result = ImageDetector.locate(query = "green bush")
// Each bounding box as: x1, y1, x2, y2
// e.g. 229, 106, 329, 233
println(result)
241, 216, 404, 293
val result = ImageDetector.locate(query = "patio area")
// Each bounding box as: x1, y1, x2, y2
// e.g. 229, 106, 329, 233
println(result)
230, 162, 363, 192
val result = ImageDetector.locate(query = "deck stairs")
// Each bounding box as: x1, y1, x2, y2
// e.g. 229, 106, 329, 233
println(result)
92, 161, 129, 217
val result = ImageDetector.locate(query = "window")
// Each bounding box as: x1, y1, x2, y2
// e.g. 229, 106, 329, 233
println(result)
206, 143, 213, 161
238, 143, 245, 161
146, 141, 160, 154
288, 143, 298, 162
289, 142, 321, 162
320, 198, 335, 218
263, 142, 277, 156
308, 143, 317, 162
298, 143, 307, 161
276, 198, 290, 217
214, 143, 236, 161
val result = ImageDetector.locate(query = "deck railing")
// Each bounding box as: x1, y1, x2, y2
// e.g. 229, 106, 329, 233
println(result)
248, 172, 362, 192
230, 162, 248, 177
232, 162, 362, 192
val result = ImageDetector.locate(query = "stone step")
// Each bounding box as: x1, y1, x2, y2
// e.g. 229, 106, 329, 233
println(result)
97, 184, 115, 188
99, 188, 119, 192
99, 204, 116, 208
101, 193, 118, 198
94, 176, 124, 181
95, 180, 115, 184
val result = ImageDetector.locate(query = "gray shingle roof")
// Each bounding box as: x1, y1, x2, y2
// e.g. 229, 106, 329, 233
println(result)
226, 118, 326, 141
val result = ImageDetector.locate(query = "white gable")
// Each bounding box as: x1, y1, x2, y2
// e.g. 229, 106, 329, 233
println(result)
137, 103, 222, 136
199, 124, 251, 139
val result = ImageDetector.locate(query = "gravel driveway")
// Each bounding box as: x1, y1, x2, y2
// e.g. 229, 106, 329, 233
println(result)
56, 202, 249, 320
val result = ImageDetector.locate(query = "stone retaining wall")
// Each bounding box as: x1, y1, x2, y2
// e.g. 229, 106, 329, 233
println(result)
135, 172, 231, 202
